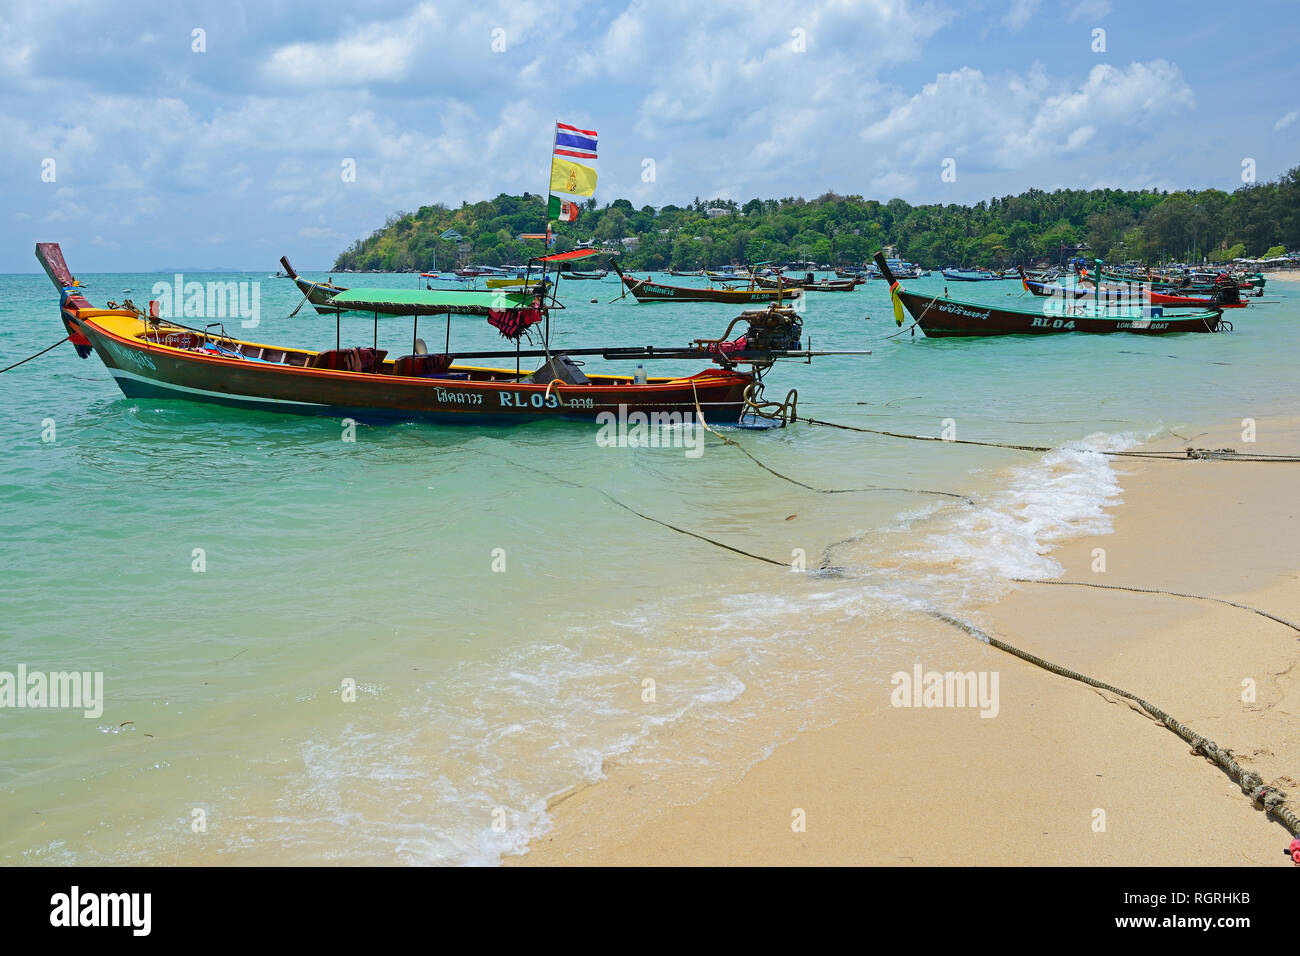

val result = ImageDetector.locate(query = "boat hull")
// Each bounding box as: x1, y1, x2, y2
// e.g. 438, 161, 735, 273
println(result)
617, 273, 801, 304
896, 289, 1222, 336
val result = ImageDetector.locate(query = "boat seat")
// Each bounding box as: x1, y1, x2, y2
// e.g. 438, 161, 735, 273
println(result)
310, 347, 388, 373
392, 353, 455, 377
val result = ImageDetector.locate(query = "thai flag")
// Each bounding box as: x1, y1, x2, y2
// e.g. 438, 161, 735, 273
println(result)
554, 122, 597, 160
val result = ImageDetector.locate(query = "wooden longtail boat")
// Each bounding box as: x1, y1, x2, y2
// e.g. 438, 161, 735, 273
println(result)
37, 243, 863, 424
611, 262, 802, 304
1017, 269, 1247, 308
754, 273, 863, 291
875, 254, 1224, 337
1098, 267, 1265, 292
940, 268, 999, 282
280, 257, 357, 315
1084, 269, 1263, 296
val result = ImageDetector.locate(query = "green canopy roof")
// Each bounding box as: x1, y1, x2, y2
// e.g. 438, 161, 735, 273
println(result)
324, 287, 538, 316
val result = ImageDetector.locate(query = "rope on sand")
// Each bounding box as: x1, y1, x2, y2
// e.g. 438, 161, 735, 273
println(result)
929, 610, 1300, 841
1014, 579, 1300, 634
797, 416, 1300, 462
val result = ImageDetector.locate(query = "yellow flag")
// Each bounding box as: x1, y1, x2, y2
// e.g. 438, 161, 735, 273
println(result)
550, 157, 598, 197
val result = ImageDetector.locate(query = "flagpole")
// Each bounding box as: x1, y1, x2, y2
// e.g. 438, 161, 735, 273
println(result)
542, 120, 558, 362
544, 120, 558, 250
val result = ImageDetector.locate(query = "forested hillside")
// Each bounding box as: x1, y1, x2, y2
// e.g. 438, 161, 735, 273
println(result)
332, 167, 1300, 272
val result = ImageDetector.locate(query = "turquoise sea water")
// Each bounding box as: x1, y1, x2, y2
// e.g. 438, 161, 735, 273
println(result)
1, 266, 1296, 864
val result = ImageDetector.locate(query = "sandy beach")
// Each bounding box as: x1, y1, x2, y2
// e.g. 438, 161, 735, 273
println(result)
516, 418, 1300, 866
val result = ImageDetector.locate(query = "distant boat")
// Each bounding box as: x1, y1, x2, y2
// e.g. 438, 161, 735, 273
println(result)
612, 262, 802, 303
867, 258, 921, 280
1020, 268, 1247, 308
754, 274, 857, 292
280, 256, 360, 315
940, 268, 999, 282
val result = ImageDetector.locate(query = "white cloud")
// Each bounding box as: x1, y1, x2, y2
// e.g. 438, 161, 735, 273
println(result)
862, 60, 1195, 172
1065, 0, 1111, 23
263, 5, 443, 87
1004, 0, 1040, 31
1275, 110, 1297, 131
298, 226, 344, 241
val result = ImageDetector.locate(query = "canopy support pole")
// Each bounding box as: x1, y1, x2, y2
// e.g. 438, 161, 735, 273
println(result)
335, 310, 340, 351
412, 315, 418, 354
373, 312, 378, 350
445, 312, 451, 355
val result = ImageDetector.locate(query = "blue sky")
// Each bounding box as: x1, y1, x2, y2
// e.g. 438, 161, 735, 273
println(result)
3, 0, 1296, 271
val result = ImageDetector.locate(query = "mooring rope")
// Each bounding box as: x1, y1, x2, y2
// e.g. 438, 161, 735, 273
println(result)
797, 416, 1300, 462
0, 336, 69, 374
930, 610, 1300, 840
1014, 578, 1300, 634
408, 434, 794, 568
688, 381, 969, 500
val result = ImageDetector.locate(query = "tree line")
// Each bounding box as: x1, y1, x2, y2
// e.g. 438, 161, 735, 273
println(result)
331, 167, 1300, 272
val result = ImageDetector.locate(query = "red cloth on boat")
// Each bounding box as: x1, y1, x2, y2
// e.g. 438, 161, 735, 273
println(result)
393, 353, 455, 377
486, 307, 544, 341
313, 348, 387, 372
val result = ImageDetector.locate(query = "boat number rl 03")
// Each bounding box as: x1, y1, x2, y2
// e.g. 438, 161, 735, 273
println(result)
498, 391, 563, 409
1030, 317, 1076, 329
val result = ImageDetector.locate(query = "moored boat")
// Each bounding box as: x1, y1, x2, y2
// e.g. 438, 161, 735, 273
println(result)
876, 253, 1225, 337
753, 274, 857, 292
940, 267, 999, 281
280, 257, 357, 315
612, 262, 803, 304
38, 243, 856, 425
1018, 268, 1246, 308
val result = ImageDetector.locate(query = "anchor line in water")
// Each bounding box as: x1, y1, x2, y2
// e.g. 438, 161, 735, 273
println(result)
0, 336, 69, 374
687, 382, 970, 501
390, 428, 793, 567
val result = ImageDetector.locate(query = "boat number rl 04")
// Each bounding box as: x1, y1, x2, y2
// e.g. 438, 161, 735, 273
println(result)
498, 390, 562, 409
1030, 317, 1076, 329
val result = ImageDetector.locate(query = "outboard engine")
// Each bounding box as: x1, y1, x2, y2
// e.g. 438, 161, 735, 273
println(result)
1211, 275, 1240, 306
744, 305, 803, 352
